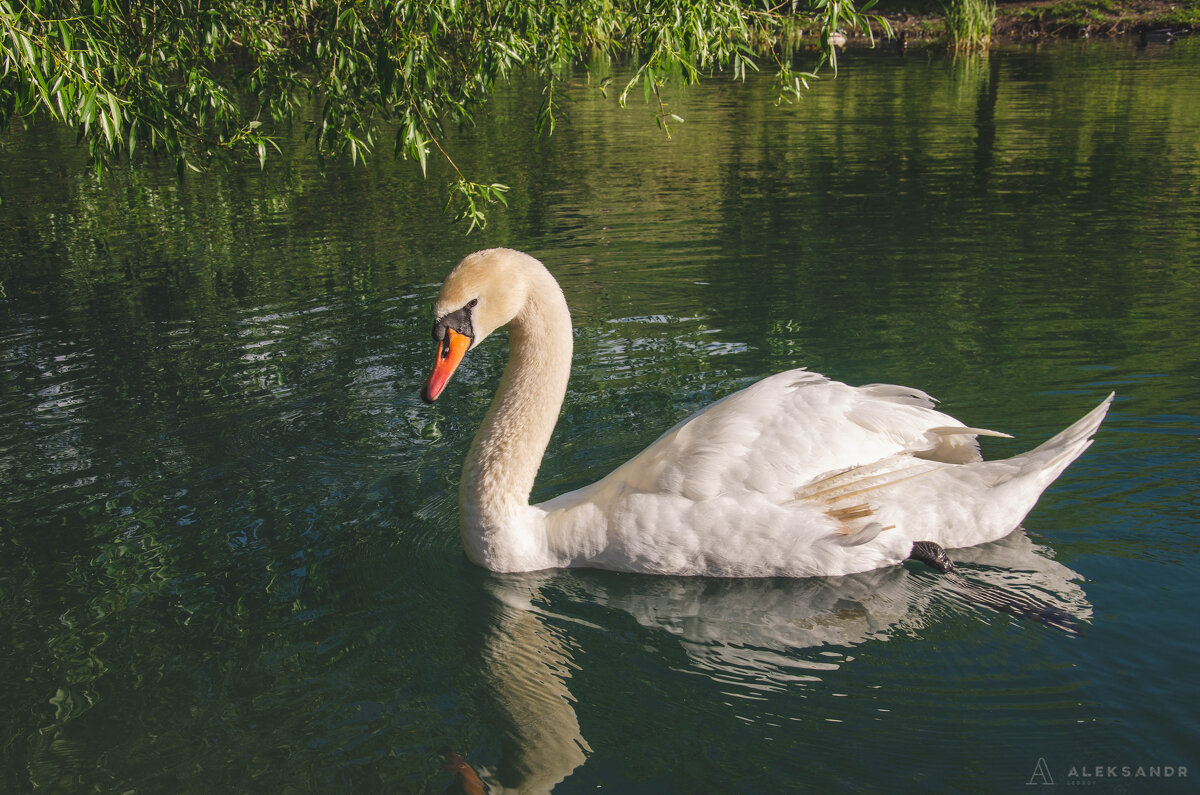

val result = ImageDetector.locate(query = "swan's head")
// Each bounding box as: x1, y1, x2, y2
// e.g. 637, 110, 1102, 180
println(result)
421, 248, 538, 402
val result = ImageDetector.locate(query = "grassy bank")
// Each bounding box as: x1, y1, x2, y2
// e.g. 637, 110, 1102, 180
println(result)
864, 0, 1198, 45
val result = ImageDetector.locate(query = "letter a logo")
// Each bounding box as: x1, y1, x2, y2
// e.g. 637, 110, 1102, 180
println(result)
1027, 757, 1055, 785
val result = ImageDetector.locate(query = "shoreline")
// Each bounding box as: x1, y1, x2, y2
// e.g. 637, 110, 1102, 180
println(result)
858, 0, 1197, 46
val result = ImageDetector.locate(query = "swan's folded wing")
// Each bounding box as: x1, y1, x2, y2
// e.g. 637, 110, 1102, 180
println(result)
590, 369, 998, 503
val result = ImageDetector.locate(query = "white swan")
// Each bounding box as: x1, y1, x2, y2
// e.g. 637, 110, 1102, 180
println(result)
422, 248, 1112, 578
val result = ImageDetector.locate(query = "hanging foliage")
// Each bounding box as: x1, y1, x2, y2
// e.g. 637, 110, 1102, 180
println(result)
0, 0, 889, 226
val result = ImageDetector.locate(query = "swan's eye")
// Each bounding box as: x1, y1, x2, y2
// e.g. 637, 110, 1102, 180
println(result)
466, 298, 478, 309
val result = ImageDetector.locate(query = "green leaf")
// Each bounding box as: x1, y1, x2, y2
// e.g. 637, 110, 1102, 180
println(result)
15, 30, 37, 65
106, 92, 122, 143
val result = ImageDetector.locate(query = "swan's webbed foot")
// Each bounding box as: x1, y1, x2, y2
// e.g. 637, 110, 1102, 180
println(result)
907, 540, 1082, 635
909, 540, 955, 573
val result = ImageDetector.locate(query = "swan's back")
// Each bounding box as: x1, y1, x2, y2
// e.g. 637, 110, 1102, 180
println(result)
580, 369, 991, 504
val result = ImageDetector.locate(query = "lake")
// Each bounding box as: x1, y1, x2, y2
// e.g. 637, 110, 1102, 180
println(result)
1, 37, 1197, 792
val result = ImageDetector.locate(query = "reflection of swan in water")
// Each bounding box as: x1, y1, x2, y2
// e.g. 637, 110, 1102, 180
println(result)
573, 529, 1090, 686
468, 528, 1089, 792
472, 574, 590, 794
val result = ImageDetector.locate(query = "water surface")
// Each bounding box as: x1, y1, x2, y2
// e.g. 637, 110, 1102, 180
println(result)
2, 38, 1198, 792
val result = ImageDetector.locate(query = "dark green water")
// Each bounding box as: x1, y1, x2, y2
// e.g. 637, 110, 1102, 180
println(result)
2, 38, 1198, 792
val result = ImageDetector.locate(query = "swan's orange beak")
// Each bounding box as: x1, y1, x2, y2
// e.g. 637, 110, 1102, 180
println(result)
422, 328, 470, 403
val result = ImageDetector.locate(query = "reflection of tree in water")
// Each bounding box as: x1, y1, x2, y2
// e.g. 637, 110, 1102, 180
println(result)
474, 529, 1089, 792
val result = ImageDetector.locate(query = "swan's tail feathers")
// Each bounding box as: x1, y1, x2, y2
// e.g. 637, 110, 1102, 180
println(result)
1011, 393, 1114, 484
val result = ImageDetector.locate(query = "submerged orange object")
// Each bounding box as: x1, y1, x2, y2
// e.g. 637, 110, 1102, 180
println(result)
440, 747, 489, 795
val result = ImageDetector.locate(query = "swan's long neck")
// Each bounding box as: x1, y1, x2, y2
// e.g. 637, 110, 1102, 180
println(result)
459, 267, 573, 570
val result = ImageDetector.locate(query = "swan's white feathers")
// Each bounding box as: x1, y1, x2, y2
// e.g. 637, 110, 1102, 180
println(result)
833, 520, 888, 547
587, 369, 989, 505
856, 382, 939, 409
433, 248, 1113, 577
536, 374, 1110, 577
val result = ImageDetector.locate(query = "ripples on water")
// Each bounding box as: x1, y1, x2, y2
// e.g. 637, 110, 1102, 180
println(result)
2, 39, 1199, 792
